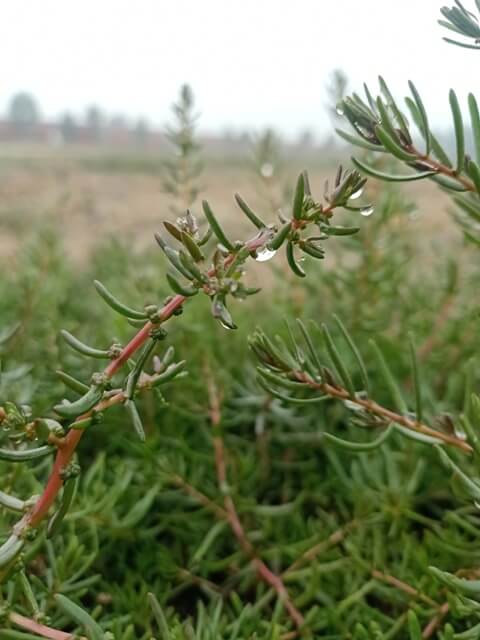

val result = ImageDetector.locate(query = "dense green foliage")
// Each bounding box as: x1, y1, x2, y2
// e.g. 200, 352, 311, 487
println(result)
2, 2, 480, 638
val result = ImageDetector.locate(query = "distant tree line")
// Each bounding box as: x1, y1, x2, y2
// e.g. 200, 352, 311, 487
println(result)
3, 91, 152, 146
2, 90, 327, 152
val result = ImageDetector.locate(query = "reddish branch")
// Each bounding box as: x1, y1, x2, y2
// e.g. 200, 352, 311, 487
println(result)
406, 143, 477, 193
176, 385, 453, 634
9, 612, 86, 640
371, 570, 439, 609
284, 521, 358, 575
171, 473, 227, 520
422, 602, 450, 638
282, 524, 446, 632
15, 229, 270, 538
206, 373, 305, 631
292, 371, 472, 453
28, 390, 125, 526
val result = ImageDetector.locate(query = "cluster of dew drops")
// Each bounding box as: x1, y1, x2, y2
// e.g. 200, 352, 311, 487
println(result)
349, 184, 374, 217
252, 167, 376, 265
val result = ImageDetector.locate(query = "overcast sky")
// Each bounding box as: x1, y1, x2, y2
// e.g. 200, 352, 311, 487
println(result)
0, 0, 477, 139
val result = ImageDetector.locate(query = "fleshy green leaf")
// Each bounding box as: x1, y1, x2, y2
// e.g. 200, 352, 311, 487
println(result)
61, 330, 110, 359
286, 241, 306, 277
94, 280, 147, 320
234, 193, 267, 229
292, 173, 305, 220
408, 333, 423, 423
450, 88, 465, 173
323, 424, 393, 452
370, 340, 407, 414
333, 315, 370, 395
352, 157, 436, 182
429, 566, 480, 599
202, 200, 234, 251
322, 323, 355, 397
55, 594, 104, 640
469, 93, 480, 163
436, 445, 480, 500
336, 128, 382, 152
408, 81, 431, 154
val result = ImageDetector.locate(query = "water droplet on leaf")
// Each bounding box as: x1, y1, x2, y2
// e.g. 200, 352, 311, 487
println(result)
343, 399, 363, 412
255, 247, 277, 262
219, 319, 235, 331
360, 205, 375, 217
336, 105, 345, 116
454, 425, 467, 441
350, 186, 364, 200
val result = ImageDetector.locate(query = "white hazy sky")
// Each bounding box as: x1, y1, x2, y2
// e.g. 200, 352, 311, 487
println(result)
0, 0, 477, 138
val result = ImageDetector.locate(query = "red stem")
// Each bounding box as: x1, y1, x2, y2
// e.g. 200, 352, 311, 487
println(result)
207, 373, 305, 630
104, 320, 154, 378
24, 230, 271, 532
9, 612, 85, 640
294, 371, 473, 453
29, 429, 82, 526
422, 602, 450, 638
29, 391, 124, 525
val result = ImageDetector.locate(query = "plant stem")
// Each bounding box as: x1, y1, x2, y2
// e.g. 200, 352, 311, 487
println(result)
16, 228, 274, 538
371, 569, 439, 609
293, 371, 473, 453
284, 521, 358, 575
408, 144, 476, 192
9, 612, 85, 640
422, 602, 450, 638
207, 372, 305, 631
171, 473, 227, 520
28, 391, 125, 526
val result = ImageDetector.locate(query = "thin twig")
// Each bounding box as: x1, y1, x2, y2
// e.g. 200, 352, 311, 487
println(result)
284, 521, 358, 575
171, 473, 227, 520
206, 370, 305, 630
422, 602, 450, 638
9, 612, 86, 640
407, 143, 476, 193
371, 569, 439, 609
293, 370, 472, 453
9, 230, 272, 543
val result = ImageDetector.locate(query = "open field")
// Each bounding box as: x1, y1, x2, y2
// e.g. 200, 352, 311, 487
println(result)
0, 143, 458, 263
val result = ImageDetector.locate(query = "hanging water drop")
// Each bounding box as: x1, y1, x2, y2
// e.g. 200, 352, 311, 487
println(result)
336, 104, 345, 116
255, 247, 277, 262
350, 186, 364, 200
454, 424, 467, 441
343, 399, 363, 412
219, 319, 235, 331
360, 205, 375, 217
